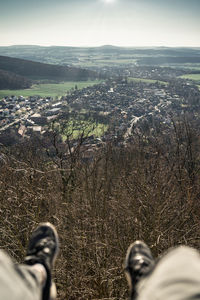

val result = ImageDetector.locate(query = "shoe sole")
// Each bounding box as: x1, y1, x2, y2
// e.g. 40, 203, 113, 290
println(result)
125, 241, 153, 268
36, 222, 59, 267
124, 241, 154, 298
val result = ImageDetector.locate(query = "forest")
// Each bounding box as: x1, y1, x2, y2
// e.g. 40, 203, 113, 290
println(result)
0, 69, 32, 90
0, 115, 200, 299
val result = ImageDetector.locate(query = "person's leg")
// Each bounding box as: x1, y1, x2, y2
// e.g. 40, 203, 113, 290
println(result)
137, 246, 200, 300
125, 241, 200, 300
0, 222, 59, 300
24, 222, 59, 300
0, 250, 45, 300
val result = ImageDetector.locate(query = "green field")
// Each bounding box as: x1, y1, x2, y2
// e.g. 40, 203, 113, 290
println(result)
56, 119, 108, 140
168, 64, 200, 71
0, 80, 102, 98
129, 77, 168, 85
180, 74, 200, 81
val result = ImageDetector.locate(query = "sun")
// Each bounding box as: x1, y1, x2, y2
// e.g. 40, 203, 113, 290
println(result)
104, 0, 116, 3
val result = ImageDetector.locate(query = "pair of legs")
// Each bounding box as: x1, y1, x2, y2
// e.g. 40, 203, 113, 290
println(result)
1, 223, 200, 300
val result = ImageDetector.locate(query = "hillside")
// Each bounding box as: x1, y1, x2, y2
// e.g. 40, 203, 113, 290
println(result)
0, 69, 32, 90
0, 55, 98, 82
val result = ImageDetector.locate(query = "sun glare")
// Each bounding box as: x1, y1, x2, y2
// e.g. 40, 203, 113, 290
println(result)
104, 0, 116, 4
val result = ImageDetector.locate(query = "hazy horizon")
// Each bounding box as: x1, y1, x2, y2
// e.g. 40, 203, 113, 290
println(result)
1, 0, 200, 47
1, 44, 200, 49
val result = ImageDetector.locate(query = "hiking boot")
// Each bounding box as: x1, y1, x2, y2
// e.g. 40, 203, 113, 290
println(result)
24, 222, 59, 300
124, 241, 155, 300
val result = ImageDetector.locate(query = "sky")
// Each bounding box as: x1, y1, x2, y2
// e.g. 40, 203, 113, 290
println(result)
0, 0, 200, 47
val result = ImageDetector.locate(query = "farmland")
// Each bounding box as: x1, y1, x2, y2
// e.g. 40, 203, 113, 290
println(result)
128, 77, 168, 85
58, 119, 108, 140
180, 74, 200, 81
0, 80, 102, 98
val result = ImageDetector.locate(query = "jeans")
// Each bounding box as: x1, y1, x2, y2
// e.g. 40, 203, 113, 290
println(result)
0, 249, 45, 300
137, 246, 200, 300
1, 245, 200, 300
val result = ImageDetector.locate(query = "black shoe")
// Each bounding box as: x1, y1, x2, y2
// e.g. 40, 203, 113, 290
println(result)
24, 222, 59, 300
124, 241, 155, 300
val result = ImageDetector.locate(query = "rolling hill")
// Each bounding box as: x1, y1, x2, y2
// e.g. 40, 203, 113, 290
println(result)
0, 45, 200, 67
0, 55, 98, 82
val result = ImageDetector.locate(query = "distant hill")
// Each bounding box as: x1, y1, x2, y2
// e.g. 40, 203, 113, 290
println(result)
138, 56, 200, 65
0, 45, 200, 57
0, 55, 98, 82
0, 45, 200, 68
0, 69, 32, 90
